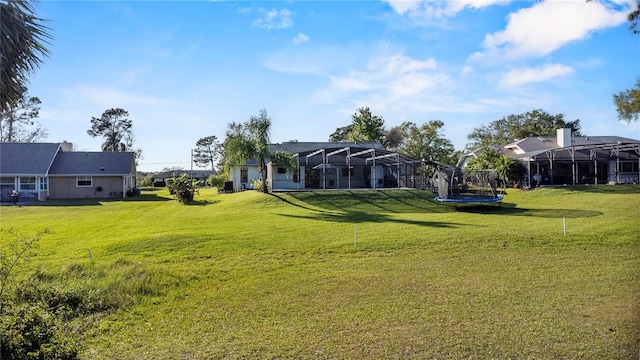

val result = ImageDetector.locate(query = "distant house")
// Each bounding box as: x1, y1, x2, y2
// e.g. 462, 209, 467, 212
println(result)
228, 142, 424, 192
151, 170, 216, 187
458, 129, 640, 187
0, 142, 136, 202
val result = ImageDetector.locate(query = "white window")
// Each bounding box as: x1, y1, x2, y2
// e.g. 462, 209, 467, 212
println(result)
38, 177, 48, 191
77, 176, 92, 187
1, 177, 15, 194
19, 177, 36, 190
240, 168, 248, 183
1, 177, 15, 187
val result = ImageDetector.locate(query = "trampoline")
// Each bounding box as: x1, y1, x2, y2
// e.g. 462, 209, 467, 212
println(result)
433, 168, 503, 204
434, 195, 503, 203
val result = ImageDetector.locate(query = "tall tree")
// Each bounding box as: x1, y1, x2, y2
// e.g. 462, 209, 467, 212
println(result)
0, 87, 47, 142
350, 107, 386, 143
613, 77, 640, 123
87, 108, 136, 152
383, 126, 404, 151
0, 0, 52, 111
466, 109, 581, 151
193, 135, 222, 172
328, 125, 353, 142
398, 121, 458, 165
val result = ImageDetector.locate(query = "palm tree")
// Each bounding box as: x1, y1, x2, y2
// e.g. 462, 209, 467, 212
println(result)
224, 109, 297, 193
0, 0, 51, 111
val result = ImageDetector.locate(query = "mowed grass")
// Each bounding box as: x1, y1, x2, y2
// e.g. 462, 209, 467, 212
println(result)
1, 185, 639, 359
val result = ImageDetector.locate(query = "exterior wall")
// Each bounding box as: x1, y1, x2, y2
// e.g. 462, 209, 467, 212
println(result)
229, 166, 261, 191
49, 176, 125, 199
610, 160, 640, 184
0, 175, 47, 202
269, 164, 304, 190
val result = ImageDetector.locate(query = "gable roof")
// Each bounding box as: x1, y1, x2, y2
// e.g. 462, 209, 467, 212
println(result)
505, 135, 640, 160
48, 152, 135, 176
0, 142, 61, 175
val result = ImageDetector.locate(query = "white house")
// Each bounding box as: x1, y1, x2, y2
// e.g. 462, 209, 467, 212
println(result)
228, 142, 424, 192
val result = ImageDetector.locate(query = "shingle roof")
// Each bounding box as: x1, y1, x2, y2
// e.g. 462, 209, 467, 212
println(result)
0, 142, 61, 175
48, 152, 135, 175
506, 135, 640, 154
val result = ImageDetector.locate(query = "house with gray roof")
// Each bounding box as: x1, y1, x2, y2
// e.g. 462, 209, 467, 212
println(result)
228, 141, 424, 192
458, 129, 640, 187
0, 142, 136, 202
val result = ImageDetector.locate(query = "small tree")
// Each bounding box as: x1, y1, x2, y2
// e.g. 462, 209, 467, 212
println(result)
207, 173, 226, 191
167, 174, 198, 203
466, 148, 527, 188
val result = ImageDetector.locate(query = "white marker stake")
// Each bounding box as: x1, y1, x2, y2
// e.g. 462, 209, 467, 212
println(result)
563, 217, 567, 236
354, 226, 358, 247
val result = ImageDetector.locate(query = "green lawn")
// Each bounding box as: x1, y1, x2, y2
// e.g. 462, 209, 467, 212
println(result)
1, 186, 639, 359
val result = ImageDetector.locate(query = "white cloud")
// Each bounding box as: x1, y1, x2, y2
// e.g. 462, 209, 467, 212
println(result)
384, 0, 421, 16
293, 33, 309, 44
323, 52, 449, 111
472, 0, 630, 62
499, 63, 574, 88
383, 0, 508, 18
252, 8, 293, 30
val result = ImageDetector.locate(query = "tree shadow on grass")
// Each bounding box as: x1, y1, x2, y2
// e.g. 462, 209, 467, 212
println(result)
453, 202, 602, 218
272, 190, 448, 214
21, 192, 172, 206
277, 210, 463, 228
561, 184, 640, 195
376, 190, 438, 212
271, 191, 601, 220
184, 199, 221, 206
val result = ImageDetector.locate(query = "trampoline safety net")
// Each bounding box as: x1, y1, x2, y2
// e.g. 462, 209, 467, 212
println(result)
434, 169, 501, 202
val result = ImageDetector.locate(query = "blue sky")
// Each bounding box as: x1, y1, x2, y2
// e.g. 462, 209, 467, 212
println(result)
29, 0, 640, 172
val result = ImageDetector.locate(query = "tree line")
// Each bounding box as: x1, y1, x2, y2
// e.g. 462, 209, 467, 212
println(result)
2, 0, 640, 185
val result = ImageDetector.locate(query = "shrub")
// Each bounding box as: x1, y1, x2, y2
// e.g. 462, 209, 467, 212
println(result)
207, 173, 226, 191
1, 301, 79, 360
167, 174, 199, 203
250, 178, 269, 192
137, 174, 153, 187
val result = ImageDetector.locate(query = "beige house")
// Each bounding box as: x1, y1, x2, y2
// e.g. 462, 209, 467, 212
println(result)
0, 142, 136, 202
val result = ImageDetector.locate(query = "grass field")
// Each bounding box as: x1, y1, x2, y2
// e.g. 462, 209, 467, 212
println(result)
1, 185, 639, 359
